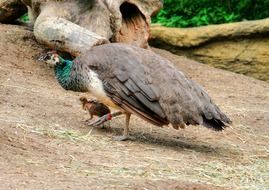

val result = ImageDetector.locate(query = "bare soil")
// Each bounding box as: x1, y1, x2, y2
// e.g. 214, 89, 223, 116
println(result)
0, 24, 268, 190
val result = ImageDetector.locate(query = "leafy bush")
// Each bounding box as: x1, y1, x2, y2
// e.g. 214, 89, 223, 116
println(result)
152, 0, 269, 27
19, 13, 30, 23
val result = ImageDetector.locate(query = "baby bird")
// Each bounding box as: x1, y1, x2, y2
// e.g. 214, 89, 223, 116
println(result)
79, 97, 111, 122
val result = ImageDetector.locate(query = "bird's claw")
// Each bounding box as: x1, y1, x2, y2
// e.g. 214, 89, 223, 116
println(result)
113, 135, 134, 141
84, 118, 93, 123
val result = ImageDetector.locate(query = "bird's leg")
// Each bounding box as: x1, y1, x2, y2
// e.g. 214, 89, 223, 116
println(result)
85, 111, 123, 127
84, 114, 93, 123
113, 113, 133, 141
124, 113, 131, 136
86, 112, 133, 141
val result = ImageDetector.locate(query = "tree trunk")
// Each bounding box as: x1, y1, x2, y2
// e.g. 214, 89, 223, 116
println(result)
0, 0, 163, 55
34, 16, 109, 56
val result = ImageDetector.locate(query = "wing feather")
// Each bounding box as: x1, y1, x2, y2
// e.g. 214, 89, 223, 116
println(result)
103, 82, 168, 126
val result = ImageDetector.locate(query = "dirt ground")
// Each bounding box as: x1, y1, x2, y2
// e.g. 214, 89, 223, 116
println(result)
0, 24, 268, 190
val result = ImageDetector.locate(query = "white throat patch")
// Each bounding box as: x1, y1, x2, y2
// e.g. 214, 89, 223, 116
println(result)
46, 55, 60, 66
86, 70, 106, 98
84, 69, 120, 109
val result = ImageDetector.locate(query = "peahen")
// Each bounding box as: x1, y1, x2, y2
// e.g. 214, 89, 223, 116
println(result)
39, 43, 231, 141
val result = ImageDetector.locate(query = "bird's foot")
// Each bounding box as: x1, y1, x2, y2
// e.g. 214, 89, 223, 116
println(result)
100, 124, 106, 129
85, 114, 112, 127
113, 135, 134, 141
84, 118, 93, 123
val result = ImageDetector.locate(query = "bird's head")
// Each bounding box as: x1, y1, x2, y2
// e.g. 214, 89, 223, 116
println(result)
79, 97, 97, 105
39, 51, 75, 91
79, 97, 98, 110
79, 97, 88, 110
38, 51, 61, 66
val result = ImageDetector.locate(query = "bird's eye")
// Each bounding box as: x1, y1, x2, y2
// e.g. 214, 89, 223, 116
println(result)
44, 56, 48, 60
42, 55, 50, 61
61, 61, 67, 67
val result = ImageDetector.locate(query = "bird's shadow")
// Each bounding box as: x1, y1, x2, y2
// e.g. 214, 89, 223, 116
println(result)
94, 126, 240, 158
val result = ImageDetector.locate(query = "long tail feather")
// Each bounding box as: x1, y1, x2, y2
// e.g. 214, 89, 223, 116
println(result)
202, 115, 230, 131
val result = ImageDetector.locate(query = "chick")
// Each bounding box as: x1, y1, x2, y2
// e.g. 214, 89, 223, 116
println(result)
79, 97, 111, 122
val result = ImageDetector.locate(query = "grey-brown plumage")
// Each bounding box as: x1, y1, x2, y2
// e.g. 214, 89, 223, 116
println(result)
73, 43, 231, 131
79, 96, 111, 119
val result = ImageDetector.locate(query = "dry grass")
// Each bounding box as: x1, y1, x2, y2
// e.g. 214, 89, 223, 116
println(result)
10, 121, 268, 190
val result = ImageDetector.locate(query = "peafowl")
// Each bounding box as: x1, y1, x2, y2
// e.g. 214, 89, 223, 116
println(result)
79, 96, 111, 120
39, 43, 231, 141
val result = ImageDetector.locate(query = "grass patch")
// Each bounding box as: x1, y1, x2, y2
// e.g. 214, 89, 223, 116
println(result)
15, 122, 95, 142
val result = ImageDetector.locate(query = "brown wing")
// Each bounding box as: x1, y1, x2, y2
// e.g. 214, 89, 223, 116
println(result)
102, 78, 169, 126
78, 46, 169, 126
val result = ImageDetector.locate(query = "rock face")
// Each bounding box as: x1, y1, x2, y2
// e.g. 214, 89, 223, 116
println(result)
150, 19, 269, 82
1, 0, 163, 55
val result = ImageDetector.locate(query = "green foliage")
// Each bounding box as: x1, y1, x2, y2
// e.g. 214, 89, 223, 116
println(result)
18, 13, 29, 23
152, 0, 269, 27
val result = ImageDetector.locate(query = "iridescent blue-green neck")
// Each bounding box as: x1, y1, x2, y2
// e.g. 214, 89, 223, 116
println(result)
54, 57, 86, 92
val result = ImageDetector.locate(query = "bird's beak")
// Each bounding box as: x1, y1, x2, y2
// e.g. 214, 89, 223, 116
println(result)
38, 53, 48, 62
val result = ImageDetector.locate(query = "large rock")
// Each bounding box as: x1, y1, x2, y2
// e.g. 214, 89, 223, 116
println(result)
150, 19, 269, 82
1, 0, 163, 55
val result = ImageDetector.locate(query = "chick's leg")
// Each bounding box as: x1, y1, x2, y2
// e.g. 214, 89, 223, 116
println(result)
84, 114, 93, 123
